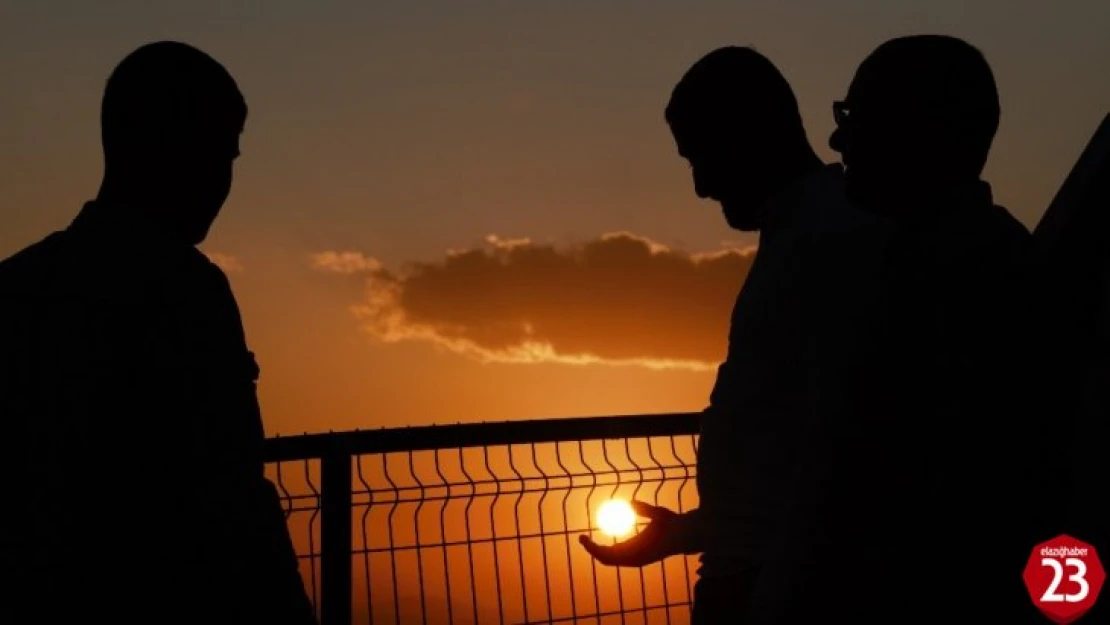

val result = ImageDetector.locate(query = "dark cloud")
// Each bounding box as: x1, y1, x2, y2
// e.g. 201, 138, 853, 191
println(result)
312, 233, 755, 370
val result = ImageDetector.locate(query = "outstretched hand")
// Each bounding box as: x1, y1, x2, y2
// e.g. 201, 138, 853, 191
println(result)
578, 500, 692, 568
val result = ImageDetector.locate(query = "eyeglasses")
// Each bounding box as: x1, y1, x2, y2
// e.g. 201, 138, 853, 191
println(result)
833, 101, 850, 126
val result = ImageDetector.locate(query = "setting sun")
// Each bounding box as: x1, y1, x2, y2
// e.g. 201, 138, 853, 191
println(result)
596, 499, 637, 538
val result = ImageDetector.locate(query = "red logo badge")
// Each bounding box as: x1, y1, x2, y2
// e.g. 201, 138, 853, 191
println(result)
1023, 534, 1105, 623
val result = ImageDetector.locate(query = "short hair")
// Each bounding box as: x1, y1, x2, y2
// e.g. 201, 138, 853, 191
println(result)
101, 41, 246, 159
665, 46, 803, 133
853, 35, 1000, 173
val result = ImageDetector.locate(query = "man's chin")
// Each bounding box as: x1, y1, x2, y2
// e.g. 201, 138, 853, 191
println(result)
722, 209, 759, 232
182, 221, 215, 247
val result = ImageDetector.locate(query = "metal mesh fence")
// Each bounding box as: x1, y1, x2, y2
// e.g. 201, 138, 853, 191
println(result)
263, 413, 701, 625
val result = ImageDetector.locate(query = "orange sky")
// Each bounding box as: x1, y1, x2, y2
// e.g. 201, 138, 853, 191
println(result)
1, 1, 1108, 434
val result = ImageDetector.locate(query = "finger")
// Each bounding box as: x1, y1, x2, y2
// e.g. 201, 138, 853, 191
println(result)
578, 535, 617, 565
579, 534, 641, 567
630, 500, 668, 520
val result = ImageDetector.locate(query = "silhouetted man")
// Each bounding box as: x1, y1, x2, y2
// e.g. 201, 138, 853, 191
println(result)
1034, 109, 1110, 612
579, 46, 891, 623
0, 42, 316, 624
754, 35, 1050, 624
1032, 113, 1110, 625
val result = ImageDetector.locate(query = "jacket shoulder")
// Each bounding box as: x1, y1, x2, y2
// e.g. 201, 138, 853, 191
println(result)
0, 232, 71, 293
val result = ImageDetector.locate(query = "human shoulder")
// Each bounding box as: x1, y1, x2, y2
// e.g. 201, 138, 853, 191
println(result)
0, 232, 71, 293
804, 164, 886, 233
979, 204, 1035, 266
987, 204, 1033, 243
796, 166, 891, 265
175, 247, 236, 297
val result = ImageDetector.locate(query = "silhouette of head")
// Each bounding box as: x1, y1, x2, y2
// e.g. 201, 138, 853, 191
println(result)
666, 47, 815, 231
100, 41, 246, 245
830, 35, 1000, 212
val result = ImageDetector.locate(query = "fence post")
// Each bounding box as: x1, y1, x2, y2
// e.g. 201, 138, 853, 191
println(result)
320, 445, 352, 625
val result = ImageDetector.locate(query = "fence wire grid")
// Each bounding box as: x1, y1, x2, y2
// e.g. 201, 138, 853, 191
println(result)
263, 413, 702, 625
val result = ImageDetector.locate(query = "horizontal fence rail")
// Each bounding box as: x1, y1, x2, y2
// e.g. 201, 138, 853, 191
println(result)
262, 413, 702, 625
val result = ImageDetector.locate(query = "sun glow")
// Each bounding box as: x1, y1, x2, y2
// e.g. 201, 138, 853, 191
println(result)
596, 499, 637, 538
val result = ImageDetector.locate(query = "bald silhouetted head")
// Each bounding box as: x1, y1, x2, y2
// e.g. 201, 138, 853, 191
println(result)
665, 46, 820, 231
830, 35, 1000, 213
98, 41, 246, 245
